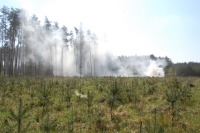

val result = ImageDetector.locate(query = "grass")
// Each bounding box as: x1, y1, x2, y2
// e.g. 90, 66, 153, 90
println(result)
0, 76, 199, 132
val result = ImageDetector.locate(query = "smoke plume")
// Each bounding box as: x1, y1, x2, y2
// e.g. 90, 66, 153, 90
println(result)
19, 12, 167, 77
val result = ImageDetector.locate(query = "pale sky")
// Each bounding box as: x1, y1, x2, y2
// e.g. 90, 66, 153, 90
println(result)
1, 0, 200, 63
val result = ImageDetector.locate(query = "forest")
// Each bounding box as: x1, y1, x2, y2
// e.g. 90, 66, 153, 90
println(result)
0, 6, 98, 77
1, 6, 200, 77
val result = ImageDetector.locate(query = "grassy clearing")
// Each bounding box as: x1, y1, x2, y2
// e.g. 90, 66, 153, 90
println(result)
0, 76, 199, 132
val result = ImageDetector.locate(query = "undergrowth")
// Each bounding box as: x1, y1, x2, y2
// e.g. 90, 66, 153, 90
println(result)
0, 76, 199, 132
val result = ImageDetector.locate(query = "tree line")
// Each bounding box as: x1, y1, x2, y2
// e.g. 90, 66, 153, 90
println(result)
1, 6, 200, 77
0, 6, 97, 77
165, 62, 200, 77
150, 55, 200, 77
149, 54, 200, 77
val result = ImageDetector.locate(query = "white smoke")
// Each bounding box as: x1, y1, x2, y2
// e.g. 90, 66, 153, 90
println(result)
95, 54, 167, 77
20, 13, 167, 77
74, 90, 87, 98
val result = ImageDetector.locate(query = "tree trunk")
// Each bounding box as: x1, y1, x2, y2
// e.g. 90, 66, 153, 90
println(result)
61, 44, 64, 76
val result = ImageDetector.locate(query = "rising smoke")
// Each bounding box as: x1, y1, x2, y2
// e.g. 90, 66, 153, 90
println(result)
20, 13, 167, 77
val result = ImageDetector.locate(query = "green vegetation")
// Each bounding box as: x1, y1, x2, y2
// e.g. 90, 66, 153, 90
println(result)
0, 76, 200, 132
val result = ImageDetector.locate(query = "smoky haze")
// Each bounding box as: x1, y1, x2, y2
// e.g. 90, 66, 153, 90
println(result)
14, 10, 167, 77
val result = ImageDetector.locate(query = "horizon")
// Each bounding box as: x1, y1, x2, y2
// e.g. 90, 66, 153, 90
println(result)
1, 0, 200, 63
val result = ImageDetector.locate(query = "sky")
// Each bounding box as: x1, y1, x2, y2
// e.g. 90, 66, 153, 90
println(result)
1, 0, 200, 63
